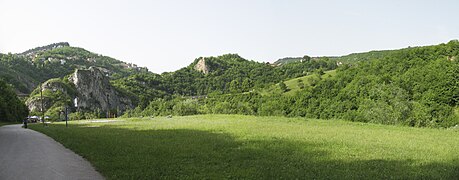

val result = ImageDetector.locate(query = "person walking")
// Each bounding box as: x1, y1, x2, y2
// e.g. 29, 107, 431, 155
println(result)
22, 118, 28, 129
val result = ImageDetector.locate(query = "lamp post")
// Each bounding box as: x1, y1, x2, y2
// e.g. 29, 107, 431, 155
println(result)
74, 97, 78, 121
40, 83, 45, 127
106, 94, 110, 118
65, 107, 68, 127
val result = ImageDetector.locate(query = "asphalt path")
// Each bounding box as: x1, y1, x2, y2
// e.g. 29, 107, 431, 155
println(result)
0, 124, 104, 180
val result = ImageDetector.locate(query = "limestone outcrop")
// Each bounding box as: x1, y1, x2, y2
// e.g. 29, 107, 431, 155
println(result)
69, 67, 132, 112
194, 57, 209, 74
26, 67, 133, 116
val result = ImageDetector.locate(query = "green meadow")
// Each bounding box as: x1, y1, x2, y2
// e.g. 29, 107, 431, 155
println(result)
30, 115, 459, 179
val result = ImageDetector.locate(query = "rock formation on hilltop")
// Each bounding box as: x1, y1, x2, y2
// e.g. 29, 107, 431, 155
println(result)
194, 57, 209, 74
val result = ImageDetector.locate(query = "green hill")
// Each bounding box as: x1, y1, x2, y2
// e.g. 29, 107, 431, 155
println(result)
273, 47, 406, 66
128, 40, 459, 128
163, 54, 283, 95
273, 57, 304, 65
4, 40, 459, 127
260, 70, 337, 96
330, 50, 395, 64
0, 43, 147, 94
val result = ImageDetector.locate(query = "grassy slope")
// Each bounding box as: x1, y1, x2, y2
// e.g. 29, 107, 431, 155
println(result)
260, 70, 336, 96
30, 115, 458, 179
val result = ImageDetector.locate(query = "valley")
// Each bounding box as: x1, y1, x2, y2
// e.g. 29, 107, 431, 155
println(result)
1, 41, 459, 128
2, 2, 458, 179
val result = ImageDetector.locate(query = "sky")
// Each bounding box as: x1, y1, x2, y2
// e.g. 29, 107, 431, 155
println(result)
1, 0, 458, 73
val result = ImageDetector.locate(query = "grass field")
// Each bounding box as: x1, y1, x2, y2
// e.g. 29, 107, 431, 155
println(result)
30, 115, 458, 179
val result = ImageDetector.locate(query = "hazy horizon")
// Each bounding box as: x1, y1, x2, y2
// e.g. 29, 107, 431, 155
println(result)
1, 0, 458, 73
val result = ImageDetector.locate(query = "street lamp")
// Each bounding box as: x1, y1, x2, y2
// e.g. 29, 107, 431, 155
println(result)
106, 94, 110, 118
40, 83, 45, 127
64, 106, 68, 127
74, 97, 78, 121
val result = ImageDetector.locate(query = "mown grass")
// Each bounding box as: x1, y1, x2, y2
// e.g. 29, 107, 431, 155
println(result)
30, 115, 458, 179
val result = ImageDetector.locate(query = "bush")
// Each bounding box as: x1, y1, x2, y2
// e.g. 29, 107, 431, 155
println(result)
68, 112, 99, 120
173, 99, 198, 116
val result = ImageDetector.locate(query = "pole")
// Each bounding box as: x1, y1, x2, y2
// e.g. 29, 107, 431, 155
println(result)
106, 94, 110, 118
65, 107, 68, 127
74, 97, 79, 121
40, 83, 45, 127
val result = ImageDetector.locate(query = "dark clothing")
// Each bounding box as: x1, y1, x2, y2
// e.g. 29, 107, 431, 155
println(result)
22, 119, 28, 128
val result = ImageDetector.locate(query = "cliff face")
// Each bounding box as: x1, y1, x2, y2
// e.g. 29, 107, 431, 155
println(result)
26, 67, 133, 117
26, 96, 52, 113
69, 67, 133, 112
194, 57, 209, 74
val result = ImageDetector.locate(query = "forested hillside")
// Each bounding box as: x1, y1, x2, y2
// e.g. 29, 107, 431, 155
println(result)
274, 48, 399, 66
126, 40, 459, 128
3, 41, 458, 127
13, 43, 333, 120
112, 54, 338, 109
0, 43, 147, 94
290, 40, 459, 127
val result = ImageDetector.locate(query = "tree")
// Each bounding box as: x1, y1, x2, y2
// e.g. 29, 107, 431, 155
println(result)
303, 55, 311, 62
279, 81, 288, 92
308, 74, 321, 87
297, 79, 305, 89
241, 78, 252, 92
229, 79, 240, 93
0, 79, 28, 122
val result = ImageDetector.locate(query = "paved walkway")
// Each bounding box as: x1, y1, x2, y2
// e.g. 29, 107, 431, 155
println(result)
0, 124, 104, 180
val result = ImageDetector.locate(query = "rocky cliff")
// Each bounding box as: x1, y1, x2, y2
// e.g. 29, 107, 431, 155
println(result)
70, 67, 133, 112
26, 67, 133, 118
194, 57, 209, 74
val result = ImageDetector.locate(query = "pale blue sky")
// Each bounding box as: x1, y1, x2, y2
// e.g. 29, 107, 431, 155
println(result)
1, 0, 458, 73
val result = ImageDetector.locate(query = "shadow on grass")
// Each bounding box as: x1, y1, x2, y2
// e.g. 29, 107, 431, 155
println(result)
31, 124, 459, 179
